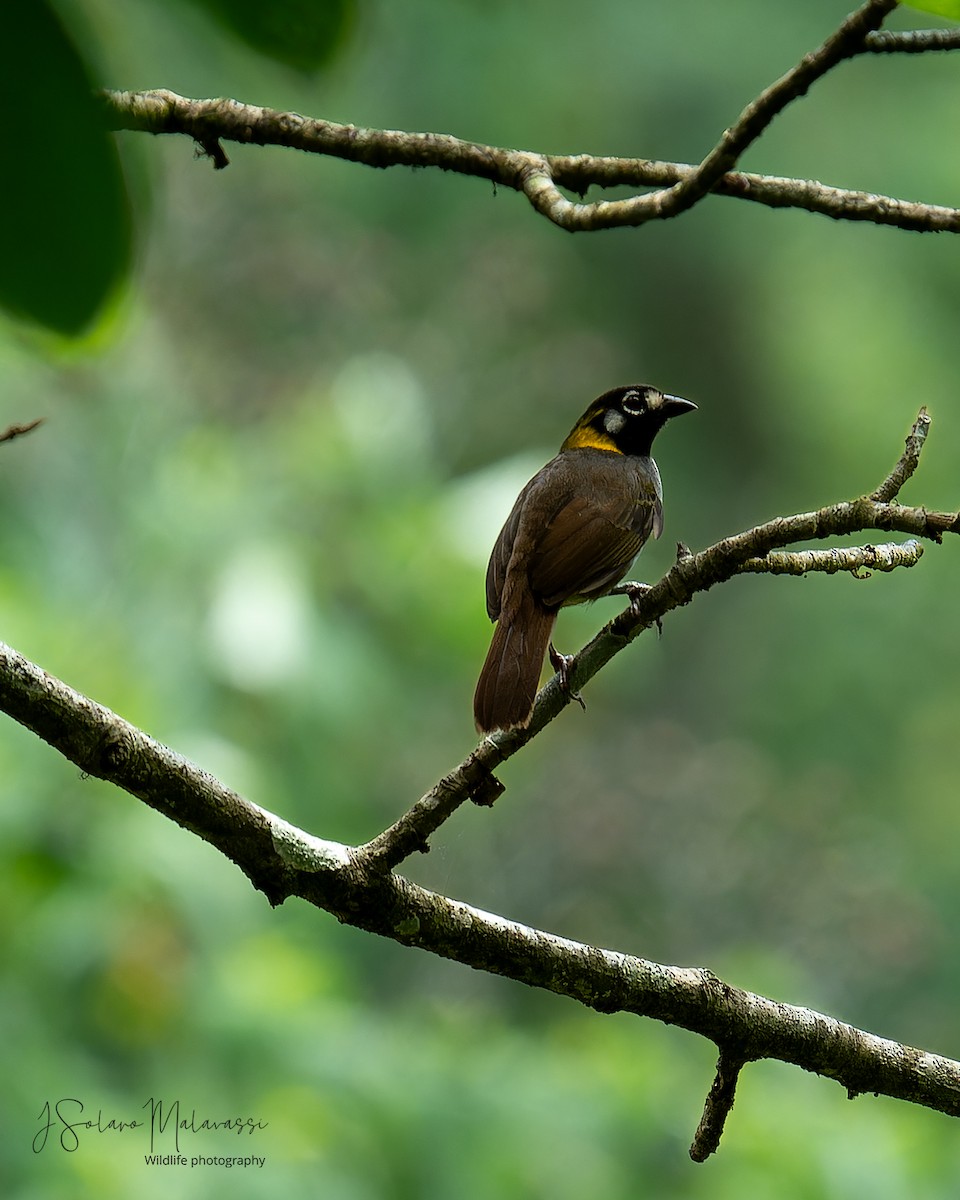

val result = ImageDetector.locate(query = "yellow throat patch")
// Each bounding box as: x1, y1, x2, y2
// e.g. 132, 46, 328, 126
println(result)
560, 425, 624, 454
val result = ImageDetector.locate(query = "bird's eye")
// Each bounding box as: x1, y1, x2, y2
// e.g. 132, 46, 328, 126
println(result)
621, 389, 645, 415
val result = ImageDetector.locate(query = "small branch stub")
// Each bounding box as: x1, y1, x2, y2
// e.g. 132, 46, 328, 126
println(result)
197, 137, 230, 169
871, 407, 931, 503
690, 1050, 748, 1162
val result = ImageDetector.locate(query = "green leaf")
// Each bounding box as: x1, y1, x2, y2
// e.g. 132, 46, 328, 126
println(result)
903, 1, 960, 18
189, 0, 355, 73
0, 1, 132, 336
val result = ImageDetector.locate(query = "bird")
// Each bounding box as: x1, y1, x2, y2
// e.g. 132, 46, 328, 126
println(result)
473, 383, 696, 734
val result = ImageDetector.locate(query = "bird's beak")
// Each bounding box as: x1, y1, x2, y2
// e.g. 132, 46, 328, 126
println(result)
662, 394, 698, 418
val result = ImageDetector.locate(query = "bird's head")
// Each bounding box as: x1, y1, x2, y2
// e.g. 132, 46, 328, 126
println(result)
561, 384, 697, 457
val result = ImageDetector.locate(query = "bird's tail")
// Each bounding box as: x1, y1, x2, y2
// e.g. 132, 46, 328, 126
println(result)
473, 592, 556, 734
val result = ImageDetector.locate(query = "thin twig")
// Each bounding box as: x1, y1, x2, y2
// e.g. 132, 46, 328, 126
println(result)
647, 0, 900, 220
547, 157, 960, 234
355, 410, 956, 873
0, 418, 44, 444
866, 28, 960, 53
738, 539, 924, 577
870, 406, 931, 502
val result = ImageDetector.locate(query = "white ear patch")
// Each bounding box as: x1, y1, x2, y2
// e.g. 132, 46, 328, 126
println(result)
603, 409, 626, 434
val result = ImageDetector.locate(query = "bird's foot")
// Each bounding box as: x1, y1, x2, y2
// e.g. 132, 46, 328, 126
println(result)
548, 643, 586, 711
613, 580, 662, 634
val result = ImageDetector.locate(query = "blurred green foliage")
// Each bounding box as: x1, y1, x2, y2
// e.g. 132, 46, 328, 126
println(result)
3, 0, 960, 1195
0, 1, 131, 334
908, 1, 960, 19
188, 0, 355, 73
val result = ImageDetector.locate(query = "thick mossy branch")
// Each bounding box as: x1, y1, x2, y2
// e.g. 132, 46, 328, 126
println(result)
2, 636, 960, 1140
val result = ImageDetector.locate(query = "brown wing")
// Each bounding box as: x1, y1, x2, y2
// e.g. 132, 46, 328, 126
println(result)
484, 485, 529, 621
528, 492, 658, 606
484, 451, 663, 619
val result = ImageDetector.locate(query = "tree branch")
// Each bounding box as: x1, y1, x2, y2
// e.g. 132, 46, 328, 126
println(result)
866, 27, 960, 52
548, 157, 960, 234
643, 0, 899, 221
2, 633, 960, 1154
0, 410, 957, 1152
355, 408, 954, 874
38, 2, 960, 1153
100, 2, 960, 235
871, 405, 931, 501
737, 538, 924, 577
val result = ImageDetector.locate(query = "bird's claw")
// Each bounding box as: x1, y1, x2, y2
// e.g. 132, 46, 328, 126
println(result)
625, 581, 652, 617
614, 580, 662, 635
549, 643, 586, 711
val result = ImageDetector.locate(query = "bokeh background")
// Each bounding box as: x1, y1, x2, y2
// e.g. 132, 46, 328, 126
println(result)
3, 0, 960, 1195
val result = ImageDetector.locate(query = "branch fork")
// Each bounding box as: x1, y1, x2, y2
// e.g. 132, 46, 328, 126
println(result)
101, 2, 960, 235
